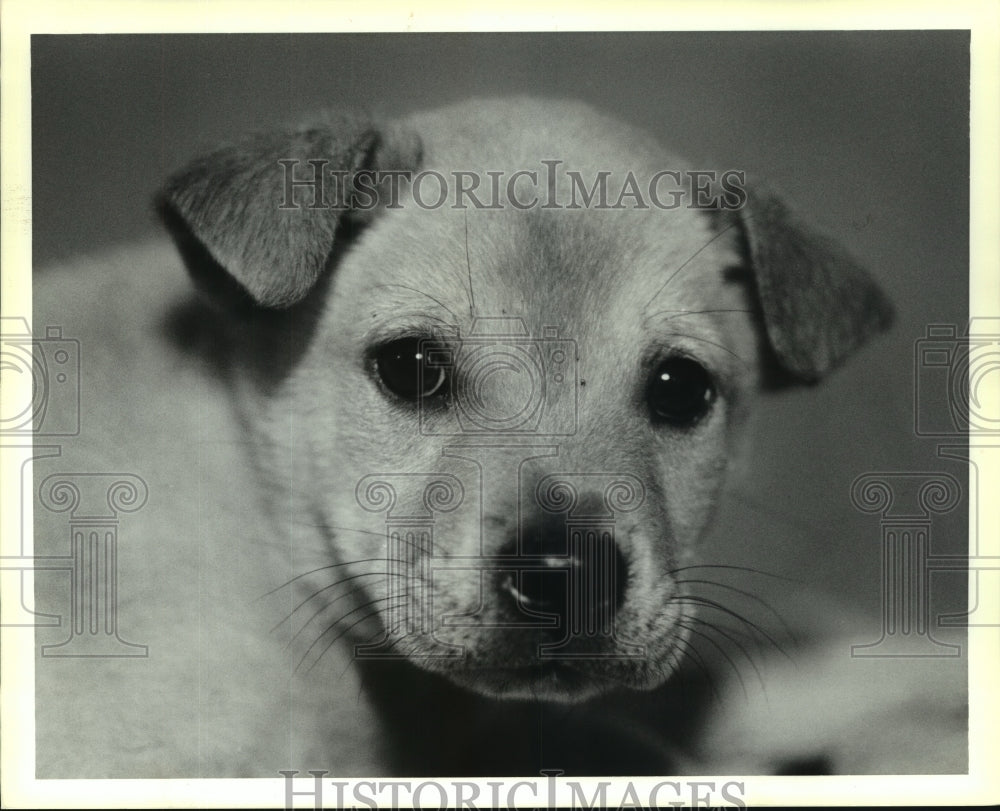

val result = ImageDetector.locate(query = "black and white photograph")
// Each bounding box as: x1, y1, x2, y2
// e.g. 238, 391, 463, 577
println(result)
2, 2, 997, 807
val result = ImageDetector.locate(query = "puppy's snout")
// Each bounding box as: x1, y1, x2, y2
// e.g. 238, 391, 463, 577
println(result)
500, 514, 628, 632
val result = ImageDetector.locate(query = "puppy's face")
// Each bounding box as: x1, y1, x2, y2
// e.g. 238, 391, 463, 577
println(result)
291, 202, 760, 699
160, 99, 892, 702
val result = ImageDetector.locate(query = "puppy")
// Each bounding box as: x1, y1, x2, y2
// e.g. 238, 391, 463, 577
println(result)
31, 97, 960, 778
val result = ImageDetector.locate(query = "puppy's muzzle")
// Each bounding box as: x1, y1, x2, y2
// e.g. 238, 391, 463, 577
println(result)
499, 511, 629, 635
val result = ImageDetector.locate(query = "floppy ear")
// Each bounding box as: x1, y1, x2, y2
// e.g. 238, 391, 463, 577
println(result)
157, 111, 422, 308
738, 188, 894, 382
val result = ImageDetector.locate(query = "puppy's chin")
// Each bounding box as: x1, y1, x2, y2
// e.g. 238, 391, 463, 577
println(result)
414, 653, 675, 703
443, 662, 618, 703
388, 622, 688, 702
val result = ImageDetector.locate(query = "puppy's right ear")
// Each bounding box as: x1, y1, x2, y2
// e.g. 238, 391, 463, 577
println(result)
737, 187, 895, 383
157, 111, 421, 309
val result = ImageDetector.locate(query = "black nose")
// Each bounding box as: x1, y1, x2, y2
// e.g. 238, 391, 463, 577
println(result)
500, 513, 628, 634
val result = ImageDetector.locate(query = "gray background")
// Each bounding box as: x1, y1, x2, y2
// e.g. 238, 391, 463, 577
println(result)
31, 32, 970, 622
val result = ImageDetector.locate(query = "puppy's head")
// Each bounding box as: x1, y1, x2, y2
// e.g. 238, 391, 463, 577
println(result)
159, 98, 892, 702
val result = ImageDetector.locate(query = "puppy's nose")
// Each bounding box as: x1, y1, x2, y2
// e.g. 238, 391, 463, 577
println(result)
500, 514, 628, 633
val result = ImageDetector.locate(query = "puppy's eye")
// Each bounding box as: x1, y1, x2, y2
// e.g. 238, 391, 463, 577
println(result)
374, 337, 447, 401
647, 357, 715, 427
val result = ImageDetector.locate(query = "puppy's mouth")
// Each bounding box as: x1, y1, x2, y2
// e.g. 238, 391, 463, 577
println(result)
324, 516, 685, 700
411, 620, 676, 702
364, 564, 684, 701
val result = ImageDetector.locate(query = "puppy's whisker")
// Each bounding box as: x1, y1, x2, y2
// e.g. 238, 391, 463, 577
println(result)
332, 622, 402, 688
297, 595, 401, 673
673, 578, 796, 642
669, 634, 719, 700
284, 580, 394, 645
672, 595, 793, 663
463, 208, 477, 319
658, 332, 747, 365
260, 556, 394, 597
676, 618, 748, 699
680, 614, 767, 691
643, 222, 738, 312
313, 523, 431, 554
271, 571, 390, 634
373, 283, 460, 323
305, 604, 403, 676
303, 596, 408, 674
680, 607, 761, 647
667, 563, 799, 584
403, 313, 457, 328
642, 307, 753, 325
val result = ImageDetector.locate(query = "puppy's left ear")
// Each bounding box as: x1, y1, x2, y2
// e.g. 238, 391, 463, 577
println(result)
738, 188, 894, 383
157, 111, 422, 309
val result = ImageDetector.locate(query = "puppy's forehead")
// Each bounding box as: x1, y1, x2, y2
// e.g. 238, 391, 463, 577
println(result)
341, 99, 745, 336
342, 200, 744, 343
